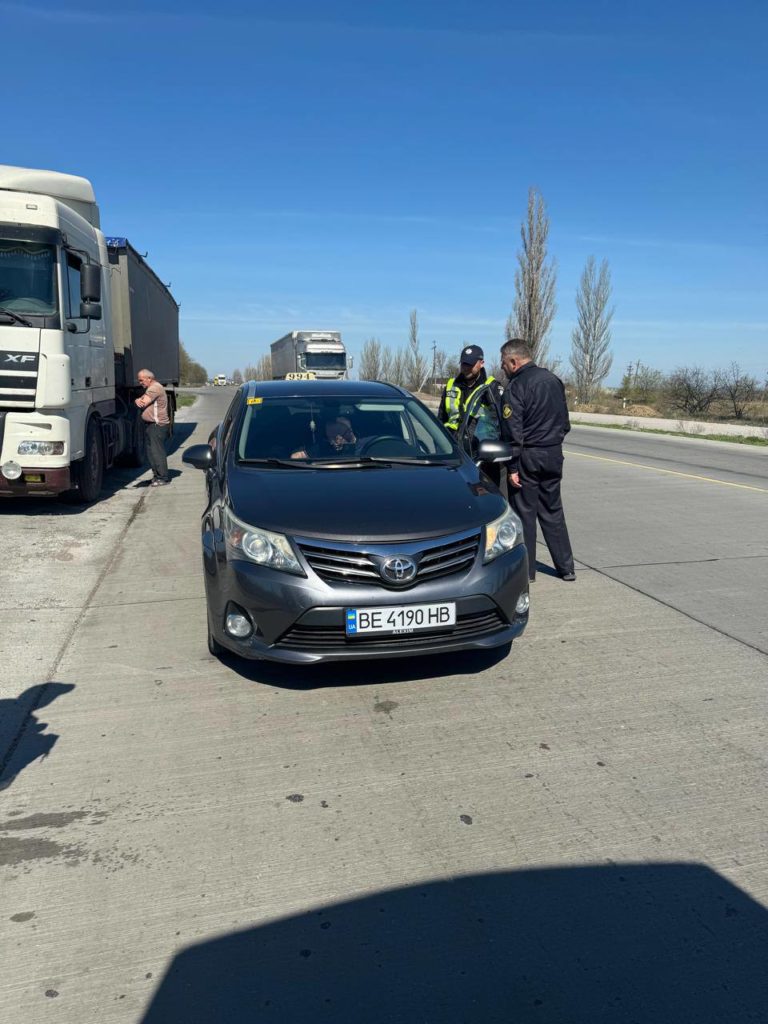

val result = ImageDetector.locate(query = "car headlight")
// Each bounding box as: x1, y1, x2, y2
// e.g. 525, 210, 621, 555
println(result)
18, 440, 65, 456
223, 509, 303, 575
483, 505, 522, 563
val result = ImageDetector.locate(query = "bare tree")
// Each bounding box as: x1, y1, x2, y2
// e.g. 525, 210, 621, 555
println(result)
359, 337, 382, 380
390, 349, 407, 387
380, 346, 394, 383
569, 257, 614, 403
243, 354, 272, 381
231, 368, 243, 385
665, 366, 721, 416
715, 361, 758, 419
405, 309, 428, 392
508, 187, 557, 366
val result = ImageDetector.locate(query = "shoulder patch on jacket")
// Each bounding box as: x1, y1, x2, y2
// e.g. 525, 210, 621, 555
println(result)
502, 403, 512, 419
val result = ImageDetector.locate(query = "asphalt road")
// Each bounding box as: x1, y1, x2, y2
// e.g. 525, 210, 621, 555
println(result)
1, 388, 767, 1023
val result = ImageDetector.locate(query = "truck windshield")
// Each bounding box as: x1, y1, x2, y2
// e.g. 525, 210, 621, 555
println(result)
305, 352, 346, 370
0, 241, 58, 316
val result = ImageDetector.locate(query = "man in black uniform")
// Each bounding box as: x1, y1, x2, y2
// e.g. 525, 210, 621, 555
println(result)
500, 338, 575, 582
438, 344, 505, 486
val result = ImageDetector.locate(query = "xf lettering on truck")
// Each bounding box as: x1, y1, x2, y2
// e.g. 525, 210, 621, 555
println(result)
2, 352, 39, 366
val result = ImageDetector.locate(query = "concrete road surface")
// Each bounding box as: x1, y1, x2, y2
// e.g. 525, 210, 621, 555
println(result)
1, 389, 767, 1023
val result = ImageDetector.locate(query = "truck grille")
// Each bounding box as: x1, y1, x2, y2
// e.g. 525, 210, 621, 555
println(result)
0, 360, 37, 407
298, 531, 481, 589
275, 608, 506, 652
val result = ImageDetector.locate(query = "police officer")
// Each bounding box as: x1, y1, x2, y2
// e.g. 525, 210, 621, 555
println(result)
500, 338, 575, 582
439, 344, 505, 486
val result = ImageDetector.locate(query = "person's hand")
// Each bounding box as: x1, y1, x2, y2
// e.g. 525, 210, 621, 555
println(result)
134, 396, 145, 408
508, 471, 521, 488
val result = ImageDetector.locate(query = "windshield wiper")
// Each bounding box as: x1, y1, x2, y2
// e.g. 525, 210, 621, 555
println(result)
238, 457, 312, 468
365, 456, 453, 466
0, 307, 34, 327
306, 457, 392, 469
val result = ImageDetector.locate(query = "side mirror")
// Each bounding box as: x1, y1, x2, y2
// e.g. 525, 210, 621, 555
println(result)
80, 263, 101, 302
476, 440, 513, 464
183, 444, 214, 471
80, 301, 102, 320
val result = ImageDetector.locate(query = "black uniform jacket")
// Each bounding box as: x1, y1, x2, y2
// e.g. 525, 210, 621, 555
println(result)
501, 362, 570, 473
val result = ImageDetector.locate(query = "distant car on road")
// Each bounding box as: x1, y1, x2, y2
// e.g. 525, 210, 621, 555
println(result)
183, 380, 529, 664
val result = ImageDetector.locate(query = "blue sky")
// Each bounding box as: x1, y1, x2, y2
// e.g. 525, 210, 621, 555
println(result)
3, 0, 766, 381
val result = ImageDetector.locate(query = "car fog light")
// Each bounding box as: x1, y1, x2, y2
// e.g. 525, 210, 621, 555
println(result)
2, 460, 23, 481
515, 592, 530, 614
225, 612, 253, 639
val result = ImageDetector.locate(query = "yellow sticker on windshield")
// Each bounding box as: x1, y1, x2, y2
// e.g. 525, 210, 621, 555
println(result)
247, 397, 263, 405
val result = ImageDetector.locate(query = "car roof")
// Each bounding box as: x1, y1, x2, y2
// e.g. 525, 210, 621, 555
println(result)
242, 379, 409, 399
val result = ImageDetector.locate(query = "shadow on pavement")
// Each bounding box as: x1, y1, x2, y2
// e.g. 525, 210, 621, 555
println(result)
0, 682, 75, 791
222, 643, 512, 691
141, 863, 768, 1024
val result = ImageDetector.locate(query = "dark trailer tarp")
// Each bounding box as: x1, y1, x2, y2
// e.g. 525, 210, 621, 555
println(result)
107, 237, 179, 387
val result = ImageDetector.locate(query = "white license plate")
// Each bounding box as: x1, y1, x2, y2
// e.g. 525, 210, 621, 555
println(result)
345, 602, 456, 636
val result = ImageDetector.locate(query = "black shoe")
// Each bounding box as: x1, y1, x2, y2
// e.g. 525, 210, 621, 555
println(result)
559, 571, 576, 581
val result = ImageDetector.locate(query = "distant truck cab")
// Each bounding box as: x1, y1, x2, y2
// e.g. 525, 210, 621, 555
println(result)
270, 331, 349, 381
214, 374, 227, 386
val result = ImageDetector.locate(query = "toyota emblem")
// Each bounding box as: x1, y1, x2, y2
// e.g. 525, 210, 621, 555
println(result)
380, 555, 417, 584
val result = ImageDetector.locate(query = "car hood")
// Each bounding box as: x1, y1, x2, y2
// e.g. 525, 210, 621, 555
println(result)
225, 461, 505, 542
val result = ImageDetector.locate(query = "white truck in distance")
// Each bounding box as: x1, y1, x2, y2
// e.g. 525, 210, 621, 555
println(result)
270, 331, 349, 381
0, 165, 179, 501
214, 374, 228, 386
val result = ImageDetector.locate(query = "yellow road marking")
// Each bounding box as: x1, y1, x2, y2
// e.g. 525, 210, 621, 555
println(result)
565, 449, 768, 494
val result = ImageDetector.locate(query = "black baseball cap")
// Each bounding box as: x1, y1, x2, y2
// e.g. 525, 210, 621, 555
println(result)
459, 344, 484, 366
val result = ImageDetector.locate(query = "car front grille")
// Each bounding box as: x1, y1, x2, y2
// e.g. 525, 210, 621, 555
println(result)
275, 608, 506, 652
298, 531, 481, 589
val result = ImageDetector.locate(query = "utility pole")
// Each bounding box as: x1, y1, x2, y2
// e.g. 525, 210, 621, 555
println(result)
431, 341, 437, 393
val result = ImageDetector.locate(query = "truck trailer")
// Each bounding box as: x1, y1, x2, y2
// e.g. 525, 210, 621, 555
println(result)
270, 331, 349, 381
0, 165, 179, 501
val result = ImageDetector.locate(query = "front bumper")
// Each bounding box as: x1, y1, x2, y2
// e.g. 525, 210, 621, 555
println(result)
0, 465, 70, 496
205, 538, 529, 663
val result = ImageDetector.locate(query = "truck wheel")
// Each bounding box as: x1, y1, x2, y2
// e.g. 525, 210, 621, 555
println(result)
75, 419, 104, 503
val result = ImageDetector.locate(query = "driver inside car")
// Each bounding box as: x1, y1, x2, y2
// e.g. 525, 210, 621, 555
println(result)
291, 416, 358, 459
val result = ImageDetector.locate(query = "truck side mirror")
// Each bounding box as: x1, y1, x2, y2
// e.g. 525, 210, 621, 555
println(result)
80, 263, 102, 302
80, 301, 102, 320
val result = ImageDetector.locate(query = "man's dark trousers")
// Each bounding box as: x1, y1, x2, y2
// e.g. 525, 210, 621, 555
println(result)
511, 446, 574, 581
145, 423, 170, 482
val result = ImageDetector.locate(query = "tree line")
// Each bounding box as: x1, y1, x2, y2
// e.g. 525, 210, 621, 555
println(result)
619, 360, 764, 420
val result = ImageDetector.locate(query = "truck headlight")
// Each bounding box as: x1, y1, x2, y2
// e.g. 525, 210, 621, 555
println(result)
483, 506, 522, 563
223, 509, 304, 575
17, 440, 65, 456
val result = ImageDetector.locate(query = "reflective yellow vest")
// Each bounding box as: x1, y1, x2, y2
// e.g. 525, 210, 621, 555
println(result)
443, 376, 496, 433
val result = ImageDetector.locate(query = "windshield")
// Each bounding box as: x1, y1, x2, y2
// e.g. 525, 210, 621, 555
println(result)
304, 352, 347, 370
237, 396, 458, 464
0, 241, 58, 316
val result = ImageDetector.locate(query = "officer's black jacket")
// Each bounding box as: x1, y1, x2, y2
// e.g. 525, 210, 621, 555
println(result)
501, 362, 570, 472
438, 368, 504, 428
